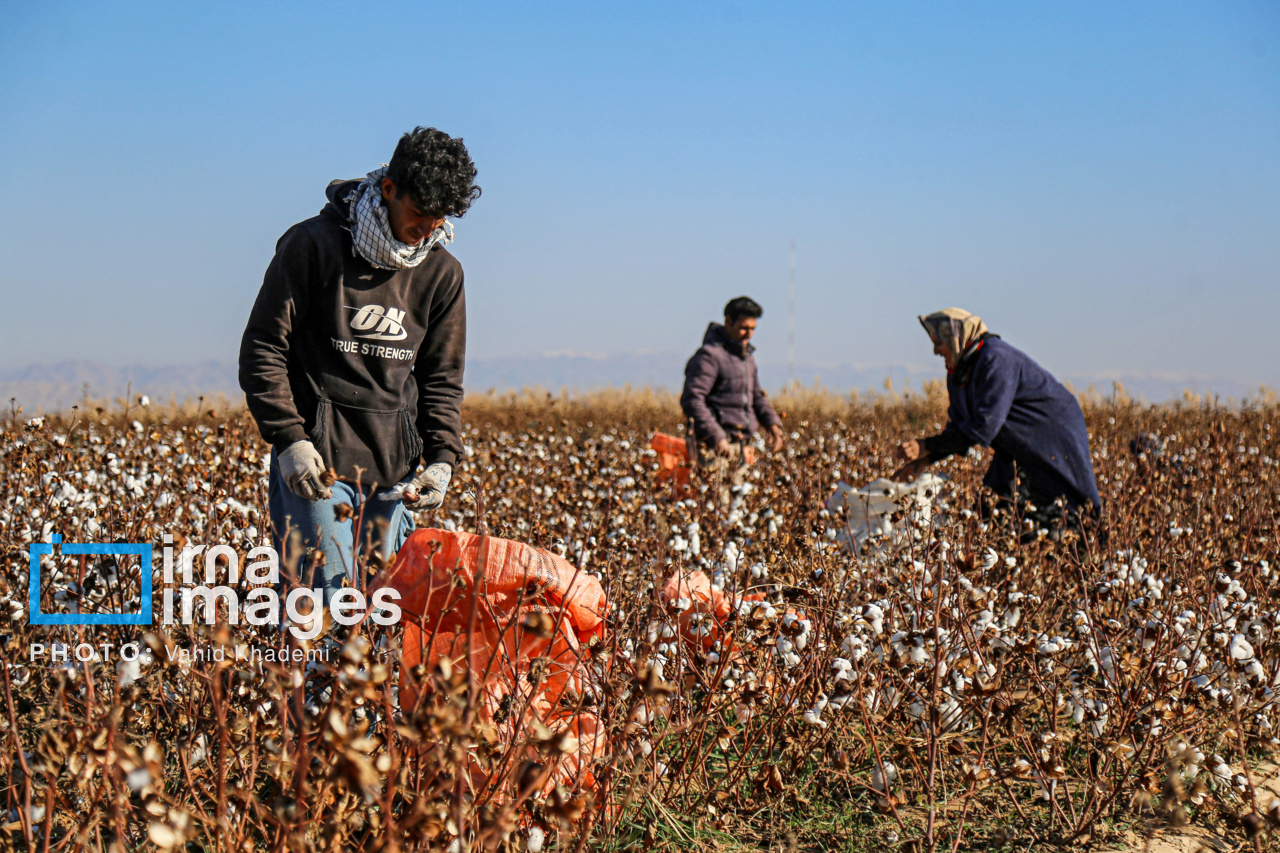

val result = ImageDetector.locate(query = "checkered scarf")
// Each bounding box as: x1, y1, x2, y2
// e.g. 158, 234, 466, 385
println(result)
345, 167, 454, 270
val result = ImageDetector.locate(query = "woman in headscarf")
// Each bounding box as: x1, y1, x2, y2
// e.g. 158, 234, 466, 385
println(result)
893, 308, 1102, 537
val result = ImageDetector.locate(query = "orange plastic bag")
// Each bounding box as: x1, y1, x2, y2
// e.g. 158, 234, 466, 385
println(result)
378, 529, 607, 796
650, 432, 692, 496
660, 571, 807, 654
660, 570, 731, 651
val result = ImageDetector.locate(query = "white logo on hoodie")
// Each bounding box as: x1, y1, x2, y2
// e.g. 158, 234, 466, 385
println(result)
346, 304, 408, 342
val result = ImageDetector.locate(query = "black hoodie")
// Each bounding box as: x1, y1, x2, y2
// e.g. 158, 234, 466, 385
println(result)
239, 179, 465, 487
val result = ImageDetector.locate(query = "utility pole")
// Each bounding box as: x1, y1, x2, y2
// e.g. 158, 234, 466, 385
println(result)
787, 239, 796, 386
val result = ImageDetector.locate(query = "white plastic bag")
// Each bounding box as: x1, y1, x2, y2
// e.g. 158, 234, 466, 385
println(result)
826, 473, 946, 554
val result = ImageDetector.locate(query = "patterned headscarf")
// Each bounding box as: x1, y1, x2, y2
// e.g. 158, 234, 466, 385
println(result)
344, 167, 454, 270
918, 308, 989, 357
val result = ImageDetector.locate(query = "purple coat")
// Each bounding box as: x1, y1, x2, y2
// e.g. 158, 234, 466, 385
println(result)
944, 337, 1101, 510
681, 323, 781, 446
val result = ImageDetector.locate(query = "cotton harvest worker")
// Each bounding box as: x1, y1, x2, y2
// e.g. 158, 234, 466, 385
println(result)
681, 297, 785, 500
892, 308, 1102, 539
239, 127, 480, 598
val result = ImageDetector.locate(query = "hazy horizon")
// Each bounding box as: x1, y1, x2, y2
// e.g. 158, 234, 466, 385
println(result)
3, 353, 1269, 416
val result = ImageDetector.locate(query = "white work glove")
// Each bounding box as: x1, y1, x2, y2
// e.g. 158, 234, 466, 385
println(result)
397, 461, 452, 511
277, 440, 331, 502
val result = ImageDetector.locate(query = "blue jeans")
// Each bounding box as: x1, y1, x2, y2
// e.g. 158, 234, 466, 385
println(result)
268, 450, 415, 601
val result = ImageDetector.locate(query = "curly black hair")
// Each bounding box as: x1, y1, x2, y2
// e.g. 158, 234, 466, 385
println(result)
385, 127, 481, 217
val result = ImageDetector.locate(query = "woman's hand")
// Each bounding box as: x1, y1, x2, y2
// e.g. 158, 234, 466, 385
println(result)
891, 458, 929, 483
896, 439, 924, 463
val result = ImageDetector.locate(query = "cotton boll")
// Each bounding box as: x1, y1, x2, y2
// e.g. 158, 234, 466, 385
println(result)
723, 542, 741, 573
126, 767, 151, 792
117, 657, 142, 687
1230, 635, 1255, 661
841, 635, 868, 661
871, 761, 898, 792
803, 694, 829, 728
188, 735, 208, 765
793, 618, 813, 650
1090, 707, 1110, 737
827, 693, 853, 710
832, 657, 854, 681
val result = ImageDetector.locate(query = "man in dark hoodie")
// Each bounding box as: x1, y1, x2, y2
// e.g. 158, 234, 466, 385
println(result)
239, 127, 480, 598
681, 297, 785, 500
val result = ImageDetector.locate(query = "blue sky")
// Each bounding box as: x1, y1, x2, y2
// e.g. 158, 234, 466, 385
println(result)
1, 1, 1277, 390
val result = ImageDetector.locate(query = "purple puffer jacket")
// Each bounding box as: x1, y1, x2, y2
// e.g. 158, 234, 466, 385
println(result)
681, 323, 781, 446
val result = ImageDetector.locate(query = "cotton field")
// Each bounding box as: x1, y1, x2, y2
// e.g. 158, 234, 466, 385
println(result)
3, 389, 1280, 852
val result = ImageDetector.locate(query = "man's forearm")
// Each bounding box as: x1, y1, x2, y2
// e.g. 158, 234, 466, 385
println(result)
239, 334, 307, 450
415, 388, 464, 467
685, 403, 726, 445
240, 227, 311, 450
681, 361, 726, 445
413, 280, 467, 466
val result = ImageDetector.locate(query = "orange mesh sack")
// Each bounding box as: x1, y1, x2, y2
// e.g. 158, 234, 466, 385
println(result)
379, 529, 608, 797
660, 570, 731, 651
660, 572, 808, 655
650, 432, 692, 494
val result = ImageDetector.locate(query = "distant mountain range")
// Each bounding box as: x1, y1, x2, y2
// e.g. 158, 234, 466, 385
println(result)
0, 358, 1266, 414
